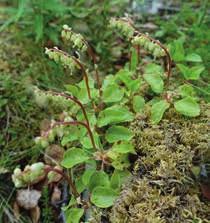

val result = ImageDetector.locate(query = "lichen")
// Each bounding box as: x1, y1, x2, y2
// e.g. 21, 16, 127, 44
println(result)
110, 103, 210, 223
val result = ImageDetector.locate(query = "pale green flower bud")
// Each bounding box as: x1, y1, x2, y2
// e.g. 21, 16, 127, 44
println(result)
40, 138, 49, 148
109, 18, 135, 39
30, 162, 44, 172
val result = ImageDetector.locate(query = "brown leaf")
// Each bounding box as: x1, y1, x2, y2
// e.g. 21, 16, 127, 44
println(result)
30, 206, 40, 223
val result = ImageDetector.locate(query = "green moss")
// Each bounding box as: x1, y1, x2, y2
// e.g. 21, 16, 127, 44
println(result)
110, 103, 210, 223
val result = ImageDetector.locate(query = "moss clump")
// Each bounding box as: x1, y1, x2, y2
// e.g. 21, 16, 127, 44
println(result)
110, 103, 210, 223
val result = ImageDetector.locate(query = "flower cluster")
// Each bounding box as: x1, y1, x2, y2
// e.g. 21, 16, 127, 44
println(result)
12, 162, 63, 188
12, 162, 46, 188
132, 35, 165, 58
33, 86, 70, 109
61, 24, 88, 52
45, 47, 77, 73
109, 18, 135, 39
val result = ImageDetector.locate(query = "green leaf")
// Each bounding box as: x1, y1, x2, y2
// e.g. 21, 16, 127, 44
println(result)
61, 126, 81, 146
97, 105, 134, 127
105, 126, 134, 143
130, 47, 138, 71
90, 186, 118, 208
170, 39, 185, 62
185, 53, 202, 62
144, 63, 163, 75
178, 84, 196, 97
115, 69, 141, 93
177, 64, 205, 80
174, 97, 200, 117
107, 151, 130, 170
143, 73, 164, 94
65, 208, 84, 223
190, 65, 205, 80
177, 64, 189, 79
127, 78, 141, 93
112, 141, 136, 154
61, 148, 90, 168
102, 75, 116, 90
88, 171, 110, 192
82, 168, 96, 186
110, 169, 131, 190
133, 95, 145, 113
102, 84, 124, 103
64, 84, 79, 97
151, 100, 170, 124
75, 177, 86, 193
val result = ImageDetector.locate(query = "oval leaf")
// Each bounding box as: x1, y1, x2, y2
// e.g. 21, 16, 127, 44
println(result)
102, 84, 124, 103
112, 141, 136, 154
174, 97, 200, 117
91, 186, 118, 208
133, 95, 145, 113
97, 105, 134, 127
65, 208, 84, 223
185, 53, 202, 62
61, 148, 90, 168
151, 100, 170, 124
105, 126, 134, 143
143, 73, 164, 93
88, 171, 110, 192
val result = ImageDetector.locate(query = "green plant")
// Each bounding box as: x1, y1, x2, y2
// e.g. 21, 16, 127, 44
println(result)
154, 2, 210, 101
12, 17, 202, 222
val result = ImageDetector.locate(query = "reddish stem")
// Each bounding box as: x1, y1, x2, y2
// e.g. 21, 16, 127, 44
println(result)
134, 32, 172, 87
45, 166, 79, 198
46, 120, 97, 150
48, 91, 90, 127
49, 48, 92, 101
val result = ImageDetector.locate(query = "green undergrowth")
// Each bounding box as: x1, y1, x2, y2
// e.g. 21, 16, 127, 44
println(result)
109, 103, 210, 223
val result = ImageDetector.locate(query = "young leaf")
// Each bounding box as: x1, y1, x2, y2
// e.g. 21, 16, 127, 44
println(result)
97, 105, 134, 127
61, 148, 90, 168
143, 73, 164, 94
102, 84, 124, 103
90, 186, 118, 208
133, 95, 145, 113
151, 100, 170, 124
88, 171, 110, 192
65, 208, 84, 223
174, 97, 200, 117
105, 126, 134, 143
185, 53, 202, 62
112, 141, 136, 154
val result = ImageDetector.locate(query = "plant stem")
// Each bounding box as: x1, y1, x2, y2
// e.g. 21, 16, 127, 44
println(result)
134, 31, 172, 88
87, 46, 102, 96
44, 166, 79, 198
47, 120, 97, 150
47, 90, 90, 127
49, 47, 92, 102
